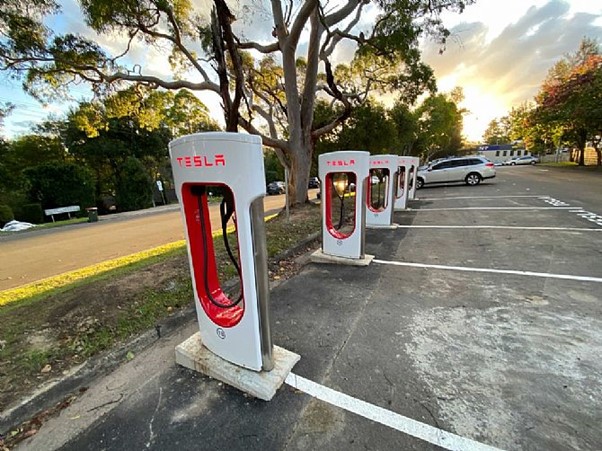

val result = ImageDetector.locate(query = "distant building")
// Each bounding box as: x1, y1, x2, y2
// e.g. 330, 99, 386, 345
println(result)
476, 144, 531, 164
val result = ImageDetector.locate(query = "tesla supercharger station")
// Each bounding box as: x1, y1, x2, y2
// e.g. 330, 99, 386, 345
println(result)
408, 156, 420, 200
366, 155, 398, 228
170, 132, 299, 400
394, 156, 413, 211
311, 150, 373, 265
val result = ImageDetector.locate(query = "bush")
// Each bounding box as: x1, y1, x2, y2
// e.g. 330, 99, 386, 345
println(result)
19, 203, 43, 224
115, 157, 153, 212
24, 162, 95, 211
0, 204, 14, 227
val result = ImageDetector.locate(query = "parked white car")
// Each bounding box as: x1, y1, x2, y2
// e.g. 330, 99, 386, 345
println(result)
416, 156, 496, 189
505, 156, 539, 165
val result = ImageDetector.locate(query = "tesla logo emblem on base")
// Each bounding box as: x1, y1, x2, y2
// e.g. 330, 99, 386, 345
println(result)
216, 328, 226, 339
336, 240, 343, 246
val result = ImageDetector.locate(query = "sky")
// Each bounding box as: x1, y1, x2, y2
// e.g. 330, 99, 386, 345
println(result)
0, 0, 600, 142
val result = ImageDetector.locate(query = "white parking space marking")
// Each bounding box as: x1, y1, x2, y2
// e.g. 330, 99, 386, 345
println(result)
420, 195, 549, 201
395, 225, 602, 232
373, 259, 602, 284
574, 210, 602, 227
542, 197, 570, 207
408, 207, 575, 211
285, 373, 503, 451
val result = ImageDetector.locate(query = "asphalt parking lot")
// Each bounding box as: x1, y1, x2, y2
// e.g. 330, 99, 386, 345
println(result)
15, 166, 602, 451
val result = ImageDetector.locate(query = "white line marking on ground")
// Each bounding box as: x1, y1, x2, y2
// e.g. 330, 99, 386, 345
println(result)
409, 207, 575, 211
285, 373, 503, 451
542, 198, 570, 207
420, 195, 549, 201
373, 259, 602, 284
395, 225, 602, 232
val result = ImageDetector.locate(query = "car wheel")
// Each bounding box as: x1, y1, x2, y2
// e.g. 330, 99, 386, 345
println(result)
416, 177, 424, 189
530, 161, 536, 165
511, 162, 516, 165
465, 173, 481, 186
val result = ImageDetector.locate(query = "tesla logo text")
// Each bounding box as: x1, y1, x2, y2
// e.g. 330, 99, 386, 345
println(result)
371, 159, 390, 166
176, 154, 226, 168
326, 159, 355, 167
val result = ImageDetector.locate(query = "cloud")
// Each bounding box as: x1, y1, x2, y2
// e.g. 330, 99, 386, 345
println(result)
421, 0, 602, 140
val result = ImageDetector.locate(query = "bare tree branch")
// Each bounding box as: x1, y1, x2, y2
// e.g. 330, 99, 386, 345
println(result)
237, 40, 280, 53
324, 0, 361, 27
289, 0, 318, 50
238, 116, 289, 150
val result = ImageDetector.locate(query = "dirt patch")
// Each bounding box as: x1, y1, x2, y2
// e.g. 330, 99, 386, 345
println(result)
0, 254, 192, 412
0, 203, 321, 426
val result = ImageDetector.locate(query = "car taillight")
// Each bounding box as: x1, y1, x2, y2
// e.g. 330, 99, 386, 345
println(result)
486, 163, 494, 168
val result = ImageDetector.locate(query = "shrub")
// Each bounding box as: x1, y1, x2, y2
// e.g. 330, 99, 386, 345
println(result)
24, 162, 95, 211
115, 157, 153, 212
19, 203, 43, 224
0, 204, 14, 227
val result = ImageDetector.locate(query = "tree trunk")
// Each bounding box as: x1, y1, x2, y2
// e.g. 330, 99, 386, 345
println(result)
286, 136, 312, 207
577, 129, 587, 166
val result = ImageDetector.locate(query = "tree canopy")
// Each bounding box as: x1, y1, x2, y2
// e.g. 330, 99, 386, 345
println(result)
495, 38, 602, 165
1, 0, 474, 205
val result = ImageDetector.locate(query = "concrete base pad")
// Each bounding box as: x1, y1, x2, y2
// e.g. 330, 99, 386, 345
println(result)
310, 249, 374, 266
366, 223, 398, 229
175, 332, 300, 401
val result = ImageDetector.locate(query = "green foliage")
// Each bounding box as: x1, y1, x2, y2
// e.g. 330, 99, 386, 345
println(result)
23, 162, 95, 210
0, 204, 14, 226
115, 157, 153, 211
1, 0, 473, 203
264, 150, 284, 183
19, 203, 43, 224
531, 38, 602, 164
414, 92, 464, 160
0, 102, 14, 129
483, 118, 511, 145
336, 102, 397, 154
9, 134, 66, 166
389, 102, 420, 154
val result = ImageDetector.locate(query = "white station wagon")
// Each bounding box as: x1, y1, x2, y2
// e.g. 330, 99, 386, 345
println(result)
416, 156, 496, 189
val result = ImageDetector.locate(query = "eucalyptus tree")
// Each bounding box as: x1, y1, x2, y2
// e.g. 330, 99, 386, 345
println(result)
1, 0, 474, 205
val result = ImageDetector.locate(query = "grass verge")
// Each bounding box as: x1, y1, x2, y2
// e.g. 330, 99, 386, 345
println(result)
0, 203, 321, 418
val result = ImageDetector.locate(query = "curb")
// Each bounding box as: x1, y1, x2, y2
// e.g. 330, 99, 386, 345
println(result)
0, 231, 321, 435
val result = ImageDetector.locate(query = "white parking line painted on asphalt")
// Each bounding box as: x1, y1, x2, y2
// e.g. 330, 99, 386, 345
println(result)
373, 259, 602, 283
575, 210, 602, 227
541, 197, 571, 207
395, 225, 602, 232
420, 195, 549, 201
408, 207, 575, 211
285, 373, 503, 451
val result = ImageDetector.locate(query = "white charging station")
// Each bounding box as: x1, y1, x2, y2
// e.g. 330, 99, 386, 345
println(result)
394, 156, 413, 211
170, 132, 299, 400
366, 155, 398, 229
408, 156, 420, 200
311, 150, 372, 266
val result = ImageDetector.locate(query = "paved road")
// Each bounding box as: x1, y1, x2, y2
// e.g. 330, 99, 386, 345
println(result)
0, 191, 317, 291
13, 164, 602, 451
